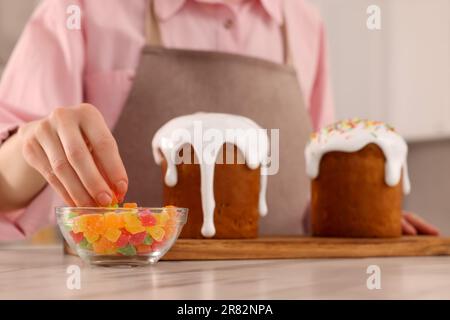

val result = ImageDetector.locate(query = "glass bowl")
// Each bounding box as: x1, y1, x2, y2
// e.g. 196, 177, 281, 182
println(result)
56, 206, 188, 267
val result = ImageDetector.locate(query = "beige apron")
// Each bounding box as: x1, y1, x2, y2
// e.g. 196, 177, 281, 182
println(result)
113, 0, 312, 235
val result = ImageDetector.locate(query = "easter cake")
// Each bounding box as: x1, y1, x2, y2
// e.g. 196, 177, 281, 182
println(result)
152, 113, 269, 239
305, 119, 410, 238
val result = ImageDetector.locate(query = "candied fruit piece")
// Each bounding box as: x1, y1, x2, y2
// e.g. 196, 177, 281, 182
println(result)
125, 224, 145, 234
143, 234, 153, 245
120, 228, 131, 236
93, 236, 116, 254
79, 238, 92, 250
117, 244, 136, 256
146, 226, 165, 242
124, 212, 145, 234
110, 193, 119, 206
67, 212, 79, 219
70, 231, 84, 244
136, 244, 153, 254
72, 215, 87, 233
104, 228, 122, 242
139, 211, 157, 227
104, 212, 124, 229
164, 205, 178, 217
115, 232, 130, 248
154, 212, 169, 226
123, 202, 138, 208
163, 225, 177, 240
123, 212, 140, 225
85, 214, 106, 235
151, 240, 164, 252
164, 206, 180, 225
129, 231, 147, 245
84, 230, 100, 244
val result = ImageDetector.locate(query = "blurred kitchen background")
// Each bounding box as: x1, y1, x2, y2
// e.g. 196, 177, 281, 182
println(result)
0, 0, 449, 243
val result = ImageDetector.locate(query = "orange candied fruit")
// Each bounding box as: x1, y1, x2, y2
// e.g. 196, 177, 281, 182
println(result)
85, 214, 106, 235
110, 193, 119, 206
123, 202, 138, 209
93, 236, 116, 254
104, 212, 125, 229
164, 205, 179, 224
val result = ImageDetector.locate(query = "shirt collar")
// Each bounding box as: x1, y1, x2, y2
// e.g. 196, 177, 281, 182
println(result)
153, 0, 185, 20
153, 0, 283, 25
260, 0, 283, 25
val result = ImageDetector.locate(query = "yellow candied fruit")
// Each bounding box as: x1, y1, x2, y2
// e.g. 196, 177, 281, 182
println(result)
146, 226, 165, 242
123, 211, 144, 234
155, 212, 169, 226
104, 228, 122, 242
123, 211, 140, 224
84, 230, 100, 244
123, 211, 141, 224
72, 215, 89, 233
125, 223, 146, 235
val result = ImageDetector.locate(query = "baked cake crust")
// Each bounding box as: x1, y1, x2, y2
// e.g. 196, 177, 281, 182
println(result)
161, 146, 260, 239
311, 143, 403, 238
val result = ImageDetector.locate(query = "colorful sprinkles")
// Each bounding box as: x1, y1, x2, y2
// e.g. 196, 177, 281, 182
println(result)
309, 118, 397, 143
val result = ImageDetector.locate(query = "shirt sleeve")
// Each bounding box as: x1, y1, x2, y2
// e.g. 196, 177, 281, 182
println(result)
308, 21, 335, 131
0, 0, 85, 240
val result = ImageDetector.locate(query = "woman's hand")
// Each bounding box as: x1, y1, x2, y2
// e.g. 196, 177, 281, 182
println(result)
18, 103, 128, 207
402, 211, 440, 236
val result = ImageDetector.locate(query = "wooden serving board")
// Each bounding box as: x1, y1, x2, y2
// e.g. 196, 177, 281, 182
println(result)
162, 236, 450, 260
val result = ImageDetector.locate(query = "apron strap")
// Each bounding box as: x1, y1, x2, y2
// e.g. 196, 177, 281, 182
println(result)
145, 0, 162, 46
280, 1, 293, 67
145, 0, 293, 66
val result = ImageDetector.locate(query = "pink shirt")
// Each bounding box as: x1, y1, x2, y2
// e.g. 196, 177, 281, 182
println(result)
0, 0, 334, 241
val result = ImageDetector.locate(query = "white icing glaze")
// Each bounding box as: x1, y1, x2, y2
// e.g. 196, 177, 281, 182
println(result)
304, 119, 411, 194
152, 112, 270, 237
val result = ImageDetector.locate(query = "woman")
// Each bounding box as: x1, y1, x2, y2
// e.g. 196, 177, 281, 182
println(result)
0, 0, 438, 240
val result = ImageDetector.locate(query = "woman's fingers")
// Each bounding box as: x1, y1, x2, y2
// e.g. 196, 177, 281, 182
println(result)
403, 212, 440, 236
78, 104, 128, 200
21, 136, 75, 206
54, 111, 115, 206
19, 104, 127, 207
401, 217, 417, 235
34, 120, 96, 207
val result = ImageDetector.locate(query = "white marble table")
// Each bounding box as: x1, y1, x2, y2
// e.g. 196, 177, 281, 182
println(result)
1, 245, 449, 299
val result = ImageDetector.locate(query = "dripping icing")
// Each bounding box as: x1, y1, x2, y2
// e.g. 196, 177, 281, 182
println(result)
304, 119, 411, 194
152, 113, 270, 237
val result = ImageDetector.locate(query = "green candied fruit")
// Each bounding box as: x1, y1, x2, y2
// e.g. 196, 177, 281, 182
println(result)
67, 212, 79, 219
117, 244, 137, 256
79, 238, 92, 250
143, 234, 153, 245
64, 212, 79, 229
